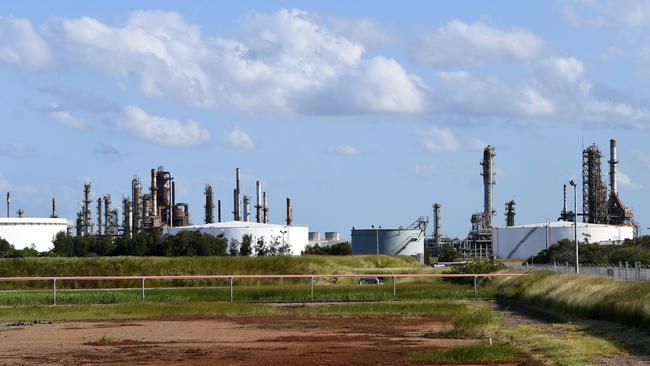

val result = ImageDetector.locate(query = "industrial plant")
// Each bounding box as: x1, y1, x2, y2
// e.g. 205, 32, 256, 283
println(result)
0, 137, 639, 260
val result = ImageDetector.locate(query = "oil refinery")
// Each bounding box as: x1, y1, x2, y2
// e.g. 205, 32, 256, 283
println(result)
0, 138, 639, 260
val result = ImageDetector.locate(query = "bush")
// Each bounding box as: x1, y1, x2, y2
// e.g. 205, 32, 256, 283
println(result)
303, 242, 352, 255
531, 237, 650, 265
445, 259, 506, 284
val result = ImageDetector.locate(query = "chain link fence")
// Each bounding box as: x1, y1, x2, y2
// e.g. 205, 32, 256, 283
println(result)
507, 262, 650, 281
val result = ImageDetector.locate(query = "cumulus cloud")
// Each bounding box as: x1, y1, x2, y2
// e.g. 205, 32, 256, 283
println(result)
46, 103, 86, 129
222, 126, 254, 150
618, 171, 643, 190
435, 71, 555, 117
41, 85, 119, 114
119, 106, 211, 147
0, 16, 51, 70
412, 20, 546, 66
415, 127, 484, 153
562, 0, 650, 34
92, 142, 122, 158
327, 17, 396, 46
330, 145, 360, 156
53, 9, 426, 115
601, 46, 624, 59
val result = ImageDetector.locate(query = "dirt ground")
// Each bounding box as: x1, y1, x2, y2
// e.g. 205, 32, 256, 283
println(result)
0, 315, 496, 366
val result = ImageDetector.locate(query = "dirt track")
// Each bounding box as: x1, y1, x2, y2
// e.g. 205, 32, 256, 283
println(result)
0, 316, 486, 366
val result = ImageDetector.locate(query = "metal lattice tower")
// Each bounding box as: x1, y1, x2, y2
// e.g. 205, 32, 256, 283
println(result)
582, 144, 607, 224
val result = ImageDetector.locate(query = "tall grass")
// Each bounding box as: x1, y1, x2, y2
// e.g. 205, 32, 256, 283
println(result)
0, 255, 430, 290
497, 272, 650, 329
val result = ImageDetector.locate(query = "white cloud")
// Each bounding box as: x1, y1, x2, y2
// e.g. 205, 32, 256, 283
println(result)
435, 71, 555, 117
412, 20, 546, 66
223, 126, 254, 150
330, 145, 360, 156
601, 46, 624, 59
119, 106, 211, 147
618, 171, 643, 190
415, 127, 485, 153
46, 103, 86, 129
562, 0, 650, 34
0, 16, 51, 70
327, 17, 396, 46
55, 9, 425, 115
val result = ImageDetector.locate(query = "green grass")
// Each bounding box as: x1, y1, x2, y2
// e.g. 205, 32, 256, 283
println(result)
411, 343, 526, 363
0, 281, 497, 306
497, 272, 650, 330
0, 255, 431, 290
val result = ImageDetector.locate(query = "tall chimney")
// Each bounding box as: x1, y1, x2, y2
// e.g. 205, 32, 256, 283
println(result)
263, 192, 269, 223
480, 145, 496, 228
51, 197, 57, 218
563, 184, 567, 215
5, 192, 9, 218
255, 181, 262, 223
233, 188, 238, 221
122, 197, 132, 238
83, 183, 92, 236
286, 197, 292, 226
609, 138, 618, 197
432, 203, 441, 243
243, 195, 251, 222
150, 168, 158, 220
234, 168, 241, 221
170, 180, 176, 227
217, 199, 222, 222
204, 184, 214, 224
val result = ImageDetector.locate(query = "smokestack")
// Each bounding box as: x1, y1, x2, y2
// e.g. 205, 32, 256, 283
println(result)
122, 197, 132, 238
609, 138, 618, 197
97, 198, 103, 235
217, 199, 222, 222
204, 184, 214, 224
171, 180, 176, 227
234, 168, 241, 221
243, 195, 251, 222
263, 192, 269, 223
433, 203, 441, 243
150, 169, 158, 220
505, 200, 516, 227
563, 184, 567, 215
233, 188, 238, 221
480, 145, 496, 228
51, 197, 58, 218
83, 183, 92, 236
255, 181, 262, 223
5, 192, 9, 218
286, 197, 292, 226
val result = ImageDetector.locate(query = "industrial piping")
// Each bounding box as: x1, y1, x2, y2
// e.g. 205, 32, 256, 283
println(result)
609, 139, 618, 198
286, 197, 292, 226
432, 203, 441, 244
481, 146, 496, 228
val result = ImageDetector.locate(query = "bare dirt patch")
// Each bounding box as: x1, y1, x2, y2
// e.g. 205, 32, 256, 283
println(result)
0, 315, 489, 365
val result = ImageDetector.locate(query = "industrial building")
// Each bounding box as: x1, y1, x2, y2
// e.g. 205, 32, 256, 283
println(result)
165, 221, 308, 255
493, 222, 634, 259
164, 168, 308, 255
0, 217, 68, 251
351, 217, 428, 261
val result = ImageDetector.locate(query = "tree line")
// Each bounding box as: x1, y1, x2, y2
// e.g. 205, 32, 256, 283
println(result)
531, 236, 650, 265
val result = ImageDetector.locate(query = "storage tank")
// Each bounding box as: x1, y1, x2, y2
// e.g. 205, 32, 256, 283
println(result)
308, 232, 320, 242
324, 232, 340, 241
493, 221, 634, 259
351, 227, 424, 257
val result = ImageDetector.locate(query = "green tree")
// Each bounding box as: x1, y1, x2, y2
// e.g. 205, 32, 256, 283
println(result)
239, 234, 252, 256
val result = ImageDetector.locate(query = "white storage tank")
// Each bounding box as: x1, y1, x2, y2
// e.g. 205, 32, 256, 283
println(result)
0, 218, 69, 252
165, 221, 309, 255
493, 221, 634, 259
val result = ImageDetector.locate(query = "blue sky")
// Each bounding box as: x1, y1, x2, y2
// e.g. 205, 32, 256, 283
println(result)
1, 0, 649, 238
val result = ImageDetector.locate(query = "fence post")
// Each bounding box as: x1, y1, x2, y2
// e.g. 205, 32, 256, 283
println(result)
553, 261, 557, 272
310, 276, 314, 301
393, 276, 397, 297
52, 278, 57, 306
141, 278, 145, 300
230, 277, 234, 302
473, 276, 478, 298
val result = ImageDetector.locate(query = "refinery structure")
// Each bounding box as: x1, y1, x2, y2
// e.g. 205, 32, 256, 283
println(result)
0, 137, 639, 260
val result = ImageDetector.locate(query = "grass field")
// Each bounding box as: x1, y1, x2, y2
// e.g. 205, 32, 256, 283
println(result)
497, 271, 650, 330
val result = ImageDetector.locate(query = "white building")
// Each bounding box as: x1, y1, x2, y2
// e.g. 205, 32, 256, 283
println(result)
493, 221, 634, 259
0, 218, 69, 252
164, 221, 309, 255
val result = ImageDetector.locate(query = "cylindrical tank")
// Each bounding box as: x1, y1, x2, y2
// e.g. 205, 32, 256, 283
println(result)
351, 228, 424, 256
324, 232, 340, 241
308, 232, 320, 241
